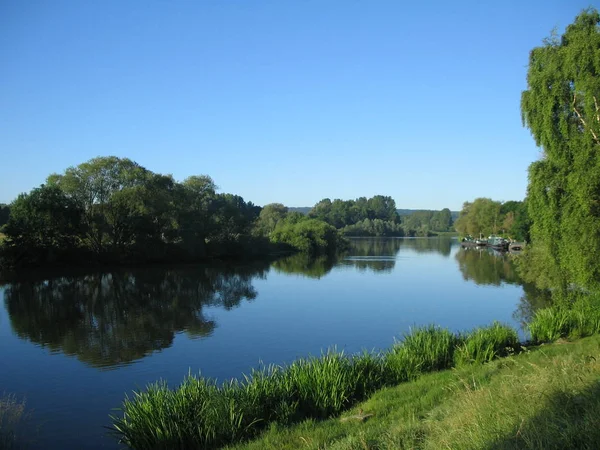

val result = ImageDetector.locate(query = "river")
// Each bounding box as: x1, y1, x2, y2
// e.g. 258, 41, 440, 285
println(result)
0, 237, 547, 449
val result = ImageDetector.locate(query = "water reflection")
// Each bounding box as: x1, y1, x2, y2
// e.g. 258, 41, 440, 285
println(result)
271, 253, 337, 279
455, 247, 520, 286
3, 263, 269, 369
514, 283, 553, 328
273, 238, 455, 277
399, 237, 453, 256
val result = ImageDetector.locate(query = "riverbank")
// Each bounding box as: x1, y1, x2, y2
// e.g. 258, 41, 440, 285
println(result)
110, 296, 600, 449
232, 334, 600, 450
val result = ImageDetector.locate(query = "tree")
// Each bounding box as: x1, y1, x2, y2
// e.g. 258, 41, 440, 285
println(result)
47, 156, 150, 251
0, 204, 10, 228
2, 184, 84, 266
175, 175, 218, 258
255, 203, 288, 235
430, 208, 453, 232
454, 198, 502, 237
521, 8, 600, 288
270, 218, 344, 255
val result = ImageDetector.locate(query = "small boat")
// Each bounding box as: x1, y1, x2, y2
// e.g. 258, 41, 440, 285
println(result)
509, 242, 525, 251
487, 235, 509, 250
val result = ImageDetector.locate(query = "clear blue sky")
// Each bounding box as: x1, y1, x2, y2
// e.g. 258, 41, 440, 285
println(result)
0, 1, 595, 210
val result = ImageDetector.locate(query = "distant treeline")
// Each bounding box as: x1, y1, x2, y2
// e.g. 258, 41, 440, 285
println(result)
301, 197, 454, 237
0, 157, 345, 271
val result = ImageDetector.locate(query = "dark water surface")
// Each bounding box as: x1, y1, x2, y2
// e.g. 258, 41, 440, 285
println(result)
0, 238, 547, 449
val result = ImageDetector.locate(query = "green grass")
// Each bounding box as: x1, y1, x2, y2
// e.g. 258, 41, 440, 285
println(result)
385, 326, 457, 382
528, 294, 600, 343
455, 322, 519, 365
0, 395, 27, 450
111, 323, 520, 449
231, 335, 600, 450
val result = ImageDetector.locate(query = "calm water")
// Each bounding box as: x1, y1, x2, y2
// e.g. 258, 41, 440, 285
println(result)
0, 238, 548, 449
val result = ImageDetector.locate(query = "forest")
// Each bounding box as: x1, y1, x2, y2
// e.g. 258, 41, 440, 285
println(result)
0, 159, 459, 272
0, 157, 346, 271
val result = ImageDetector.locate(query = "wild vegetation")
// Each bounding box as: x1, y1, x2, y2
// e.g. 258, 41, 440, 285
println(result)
454, 198, 530, 241
520, 8, 600, 290
231, 335, 600, 450
0, 158, 347, 272
109, 9, 600, 449
306, 197, 454, 237
111, 323, 520, 449
110, 300, 600, 449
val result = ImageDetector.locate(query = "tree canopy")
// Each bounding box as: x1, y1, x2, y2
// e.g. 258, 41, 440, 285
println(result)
454, 198, 529, 241
521, 8, 600, 288
0, 157, 349, 270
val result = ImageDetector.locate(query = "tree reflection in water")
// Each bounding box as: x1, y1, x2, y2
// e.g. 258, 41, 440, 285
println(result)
3, 262, 269, 369
455, 247, 553, 327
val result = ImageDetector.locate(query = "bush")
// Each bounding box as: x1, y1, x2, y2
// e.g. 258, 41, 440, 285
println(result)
270, 218, 346, 255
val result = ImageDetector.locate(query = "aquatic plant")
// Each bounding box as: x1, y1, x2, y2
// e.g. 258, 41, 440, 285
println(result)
454, 322, 519, 365
528, 297, 600, 343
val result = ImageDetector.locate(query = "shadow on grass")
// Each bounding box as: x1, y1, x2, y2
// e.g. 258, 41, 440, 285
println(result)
489, 376, 600, 450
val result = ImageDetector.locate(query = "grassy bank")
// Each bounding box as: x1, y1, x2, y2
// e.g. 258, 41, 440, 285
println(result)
111, 323, 520, 449
233, 335, 600, 450
111, 301, 600, 449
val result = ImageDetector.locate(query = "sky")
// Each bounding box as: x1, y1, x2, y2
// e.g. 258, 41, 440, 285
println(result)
0, 1, 596, 210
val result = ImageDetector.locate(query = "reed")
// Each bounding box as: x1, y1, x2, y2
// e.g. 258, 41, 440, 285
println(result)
386, 325, 457, 383
528, 295, 600, 343
111, 313, 600, 449
454, 322, 519, 365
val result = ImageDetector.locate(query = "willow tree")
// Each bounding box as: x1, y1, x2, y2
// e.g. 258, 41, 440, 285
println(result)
521, 9, 600, 288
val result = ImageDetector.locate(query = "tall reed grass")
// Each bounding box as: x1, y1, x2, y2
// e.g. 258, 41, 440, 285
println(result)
111, 323, 521, 449
529, 303, 600, 343
454, 322, 519, 365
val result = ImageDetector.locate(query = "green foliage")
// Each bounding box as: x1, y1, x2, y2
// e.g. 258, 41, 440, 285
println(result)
309, 196, 399, 229
454, 198, 530, 241
232, 336, 600, 450
270, 218, 345, 255
454, 322, 519, 365
386, 326, 457, 382
402, 208, 454, 235
1, 185, 85, 268
0, 204, 9, 228
1, 157, 269, 268
528, 292, 600, 343
340, 218, 404, 237
454, 198, 502, 237
111, 321, 528, 449
254, 203, 288, 236
521, 8, 600, 289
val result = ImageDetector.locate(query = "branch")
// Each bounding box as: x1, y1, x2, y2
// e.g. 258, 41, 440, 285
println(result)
573, 94, 600, 146
594, 96, 600, 123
